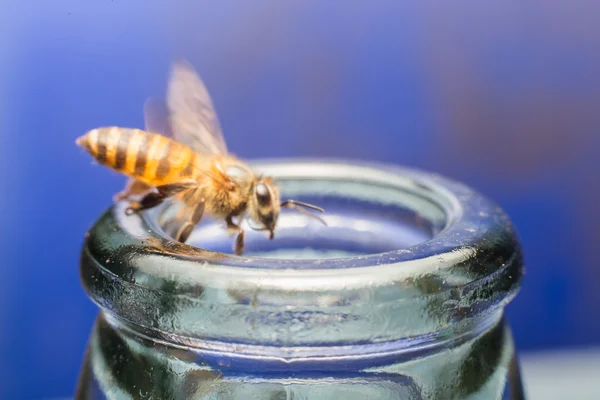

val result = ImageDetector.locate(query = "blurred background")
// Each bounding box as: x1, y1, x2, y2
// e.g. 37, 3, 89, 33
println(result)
1, 1, 599, 398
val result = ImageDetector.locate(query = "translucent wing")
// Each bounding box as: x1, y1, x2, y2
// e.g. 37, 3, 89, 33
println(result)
143, 97, 173, 137
166, 59, 228, 155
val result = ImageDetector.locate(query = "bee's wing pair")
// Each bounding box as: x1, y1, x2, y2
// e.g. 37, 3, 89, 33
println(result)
144, 59, 228, 157
134, 60, 232, 242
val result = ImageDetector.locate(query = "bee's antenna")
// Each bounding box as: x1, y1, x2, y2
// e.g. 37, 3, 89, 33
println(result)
281, 200, 327, 226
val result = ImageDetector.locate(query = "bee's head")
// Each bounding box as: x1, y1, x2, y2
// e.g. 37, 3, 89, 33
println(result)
248, 177, 281, 239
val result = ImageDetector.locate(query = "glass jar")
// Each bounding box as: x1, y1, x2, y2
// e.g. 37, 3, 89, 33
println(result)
76, 160, 525, 400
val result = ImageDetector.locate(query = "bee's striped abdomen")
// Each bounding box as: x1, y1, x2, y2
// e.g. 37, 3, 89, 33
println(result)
77, 127, 137, 172
76, 127, 197, 186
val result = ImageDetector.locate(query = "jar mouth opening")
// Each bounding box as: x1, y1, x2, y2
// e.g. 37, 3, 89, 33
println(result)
140, 159, 457, 269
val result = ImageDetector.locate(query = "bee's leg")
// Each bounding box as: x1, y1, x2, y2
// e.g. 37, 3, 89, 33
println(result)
174, 199, 206, 243
226, 216, 245, 256
126, 181, 198, 214
114, 179, 150, 201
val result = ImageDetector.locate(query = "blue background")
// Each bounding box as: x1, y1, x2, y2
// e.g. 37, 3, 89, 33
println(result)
2, 1, 599, 398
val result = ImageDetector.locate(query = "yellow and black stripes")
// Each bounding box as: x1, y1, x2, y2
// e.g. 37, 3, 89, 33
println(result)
76, 127, 198, 186
156, 140, 172, 180
114, 129, 129, 170
134, 133, 152, 177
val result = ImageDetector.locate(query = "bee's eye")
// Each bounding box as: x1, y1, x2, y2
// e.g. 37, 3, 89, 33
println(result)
255, 183, 272, 207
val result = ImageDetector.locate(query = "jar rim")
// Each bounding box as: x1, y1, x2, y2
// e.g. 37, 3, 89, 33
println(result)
80, 159, 523, 346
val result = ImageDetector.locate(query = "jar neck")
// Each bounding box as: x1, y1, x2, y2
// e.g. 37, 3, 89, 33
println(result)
102, 307, 504, 370
85, 311, 518, 399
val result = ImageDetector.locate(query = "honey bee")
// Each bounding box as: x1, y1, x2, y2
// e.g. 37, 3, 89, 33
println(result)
76, 59, 325, 255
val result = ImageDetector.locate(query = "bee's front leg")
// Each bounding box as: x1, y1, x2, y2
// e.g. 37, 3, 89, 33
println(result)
226, 216, 245, 256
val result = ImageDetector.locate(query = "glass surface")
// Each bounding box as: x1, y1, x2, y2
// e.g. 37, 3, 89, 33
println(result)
76, 160, 525, 399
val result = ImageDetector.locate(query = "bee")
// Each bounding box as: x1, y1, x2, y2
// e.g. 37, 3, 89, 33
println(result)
76, 59, 325, 255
